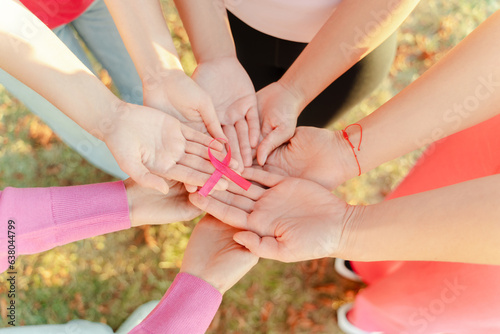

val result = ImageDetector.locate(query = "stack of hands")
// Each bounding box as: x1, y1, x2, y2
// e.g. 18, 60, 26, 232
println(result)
118, 56, 362, 294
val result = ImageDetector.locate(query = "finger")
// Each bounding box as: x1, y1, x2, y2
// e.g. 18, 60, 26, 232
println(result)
242, 168, 286, 188
181, 124, 224, 151
165, 165, 229, 191
235, 119, 252, 167
185, 184, 198, 193
126, 162, 170, 195
185, 141, 239, 170
189, 193, 249, 229
223, 125, 244, 173
178, 153, 215, 174
227, 181, 266, 201
197, 103, 227, 141
210, 189, 256, 213
256, 127, 291, 166
246, 106, 260, 148
233, 232, 281, 261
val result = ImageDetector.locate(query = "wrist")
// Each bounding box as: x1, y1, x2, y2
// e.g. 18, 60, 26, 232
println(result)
141, 59, 184, 92
332, 129, 363, 183
179, 269, 227, 294
334, 204, 368, 260
83, 92, 123, 141
123, 178, 140, 227
277, 77, 308, 112
196, 54, 238, 66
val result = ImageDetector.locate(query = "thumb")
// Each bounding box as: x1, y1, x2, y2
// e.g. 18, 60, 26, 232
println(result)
233, 231, 280, 260
127, 162, 170, 195
256, 127, 291, 166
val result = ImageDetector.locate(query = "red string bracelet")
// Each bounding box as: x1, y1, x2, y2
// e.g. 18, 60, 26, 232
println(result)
341, 124, 363, 176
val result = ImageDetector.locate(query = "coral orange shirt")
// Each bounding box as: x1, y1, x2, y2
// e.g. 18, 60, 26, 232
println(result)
20, 0, 94, 29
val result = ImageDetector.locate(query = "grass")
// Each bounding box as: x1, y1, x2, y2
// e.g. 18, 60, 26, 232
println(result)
0, 0, 498, 332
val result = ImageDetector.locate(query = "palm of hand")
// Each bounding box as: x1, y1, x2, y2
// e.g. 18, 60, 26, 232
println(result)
265, 127, 346, 190
247, 178, 347, 262
107, 104, 185, 176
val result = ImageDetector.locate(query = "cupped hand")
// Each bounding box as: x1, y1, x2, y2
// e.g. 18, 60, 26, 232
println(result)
192, 56, 260, 169
265, 126, 356, 190
103, 102, 228, 194
189, 169, 359, 262
143, 68, 225, 139
124, 178, 202, 227
256, 81, 304, 166
180, 215, 259, 294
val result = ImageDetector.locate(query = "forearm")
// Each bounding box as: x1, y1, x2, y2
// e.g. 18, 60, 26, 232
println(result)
174, 0, 235, 62
0, 182, 130, 273
103, 0, 184, 80
341, 174, 500, 264
129, 273, 222, 334
0, 0, 120, 136
340, 10, 500, 179
280, 0, 419, 109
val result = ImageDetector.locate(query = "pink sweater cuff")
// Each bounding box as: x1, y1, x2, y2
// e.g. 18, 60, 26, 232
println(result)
1, 181, 130, 272
130, 273, 223, 334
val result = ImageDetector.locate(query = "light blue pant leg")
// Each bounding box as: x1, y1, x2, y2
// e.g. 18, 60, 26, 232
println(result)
52, 24, 96, 75
69, 0, 143, 105
0, 69, 128, 179
0, 320, 114, 334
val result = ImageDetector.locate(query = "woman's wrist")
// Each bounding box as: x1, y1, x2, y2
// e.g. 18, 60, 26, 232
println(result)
331, 129, 365, 184
123, 178, 136, 227
179, 269, 228, 295
333, 203, 369, 260
277, 78, 308, 113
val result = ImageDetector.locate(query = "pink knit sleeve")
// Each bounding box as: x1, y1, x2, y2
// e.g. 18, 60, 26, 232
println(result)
130, 273, 223, 334
0, 181, 131, 272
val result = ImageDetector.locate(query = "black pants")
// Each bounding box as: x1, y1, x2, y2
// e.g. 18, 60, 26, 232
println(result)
228, 11, 398, 127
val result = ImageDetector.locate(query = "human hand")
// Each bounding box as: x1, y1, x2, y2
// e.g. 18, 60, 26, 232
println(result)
180, 215, 259, 294
189, 169, 360, 262
256, 81, 305, 166
124, 178, 202, 227
103, 102, 229, 194
142, 68, 225, 139
265, 126, 357, 190
192, 56, 260, 169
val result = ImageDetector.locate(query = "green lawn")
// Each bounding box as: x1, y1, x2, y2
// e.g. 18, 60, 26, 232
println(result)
0, 1, 498, 333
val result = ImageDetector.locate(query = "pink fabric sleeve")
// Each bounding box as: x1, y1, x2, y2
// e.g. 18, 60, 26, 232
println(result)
130, 272, 223, 334
0, 181, 130, 272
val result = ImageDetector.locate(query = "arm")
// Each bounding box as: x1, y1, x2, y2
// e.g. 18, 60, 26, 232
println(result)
265, 10, 500, 189
174, 0, 260, 168
129, 215, 258, 334
0, 0, 227, 193
102, 0, 225, 139
341, 174, 500, 264
0, 181, 130, 273
256, 0, 421, 164
189, 170, 500, 265
0, 178, 203, 273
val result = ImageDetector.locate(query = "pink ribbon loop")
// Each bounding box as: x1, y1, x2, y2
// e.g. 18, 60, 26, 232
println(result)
198, 139, 251, 197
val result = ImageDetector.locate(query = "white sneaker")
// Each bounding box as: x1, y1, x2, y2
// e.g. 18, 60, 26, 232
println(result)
115, 300, 160, 334
337, 303, 383, 334
334, 258, 362, 282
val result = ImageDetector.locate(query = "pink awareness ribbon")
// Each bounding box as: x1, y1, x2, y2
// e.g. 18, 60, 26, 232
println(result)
198, 139, 251, 197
